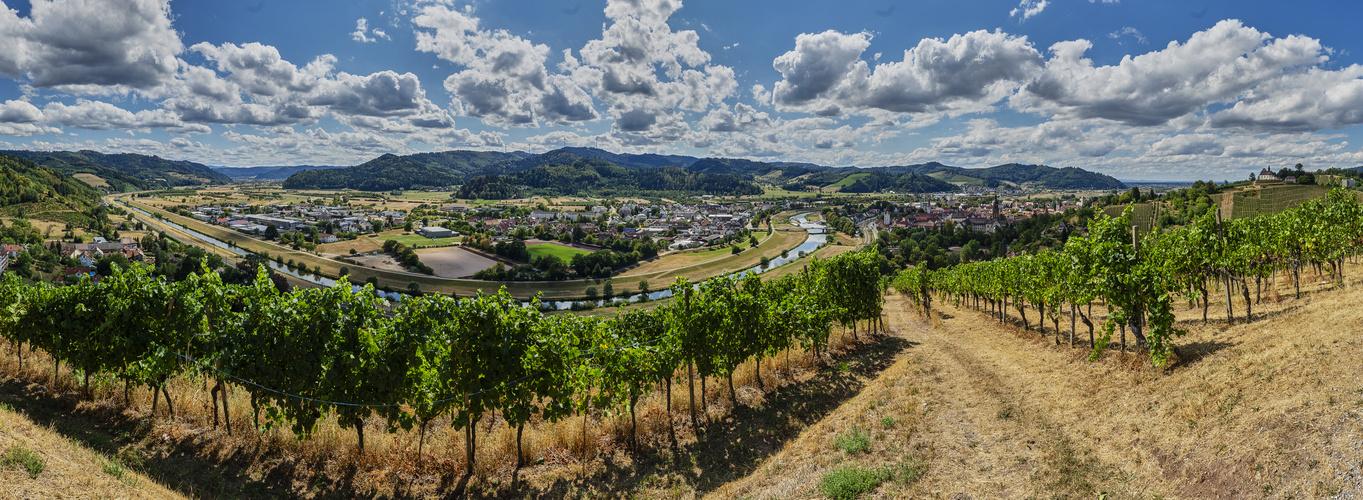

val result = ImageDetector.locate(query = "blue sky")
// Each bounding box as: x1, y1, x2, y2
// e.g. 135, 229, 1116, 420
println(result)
1, 0, 1362, 180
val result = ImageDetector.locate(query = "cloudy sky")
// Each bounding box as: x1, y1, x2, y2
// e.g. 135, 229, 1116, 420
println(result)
1, 0, 1361, 180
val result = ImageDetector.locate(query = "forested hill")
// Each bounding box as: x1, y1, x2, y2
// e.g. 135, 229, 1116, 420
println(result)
281, 151, 525, 191
0, 153, 100, 211
456, 159, 762, 199
3, 150, 230, 190
280, 146, 1125, 193
837, 171, 959, 194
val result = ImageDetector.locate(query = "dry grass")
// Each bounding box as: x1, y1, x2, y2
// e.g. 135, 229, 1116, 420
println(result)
0, 395, 184, 499
71, 173, 110, 189
716, 265, 1363, 499
0, 321, 891, 498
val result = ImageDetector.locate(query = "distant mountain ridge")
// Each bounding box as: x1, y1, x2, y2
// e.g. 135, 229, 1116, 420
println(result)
213, 165, 347, 181
277, 147, 1127, 193
3, 150, 230, 190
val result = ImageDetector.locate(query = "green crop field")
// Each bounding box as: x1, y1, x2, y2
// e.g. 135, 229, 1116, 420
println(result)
527, 243, 593, 260
928, 172, 985, 185
830, 173, 869, 188
381, 233, 462, 248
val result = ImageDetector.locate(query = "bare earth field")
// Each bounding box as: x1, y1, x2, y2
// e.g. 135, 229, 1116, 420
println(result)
414, 246, 498, 278
345, 253, 411, 274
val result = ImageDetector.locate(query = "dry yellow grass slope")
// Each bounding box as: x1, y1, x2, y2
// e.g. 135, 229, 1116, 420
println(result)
0, 404, 183, 499
716, 270, 1363, 499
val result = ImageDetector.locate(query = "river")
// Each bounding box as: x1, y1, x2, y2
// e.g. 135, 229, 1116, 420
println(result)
119, 198, 830, 308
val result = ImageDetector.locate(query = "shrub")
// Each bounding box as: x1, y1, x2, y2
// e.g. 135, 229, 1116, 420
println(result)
820, 463, 888, 500
819, 459, 928, 500
834, 426, 870, 454
2, 444, 45, 479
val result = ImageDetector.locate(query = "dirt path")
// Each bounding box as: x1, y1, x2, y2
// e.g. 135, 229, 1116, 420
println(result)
715, 280, 1363, 499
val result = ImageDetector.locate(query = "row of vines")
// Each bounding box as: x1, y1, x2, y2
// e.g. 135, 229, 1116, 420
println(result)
0, 249, 886, 472
894, 187, 1363, 366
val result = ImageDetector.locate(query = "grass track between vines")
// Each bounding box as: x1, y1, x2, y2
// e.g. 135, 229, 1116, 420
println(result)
717, 263, 1363, 498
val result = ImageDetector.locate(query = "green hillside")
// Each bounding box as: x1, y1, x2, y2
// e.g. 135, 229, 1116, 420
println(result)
3, 150, 229, 189
0, 153, 100, 218
282, 151, 524, 190
838, 171, 958, 194
459, 159, 762, 199
831, 172, 869, 188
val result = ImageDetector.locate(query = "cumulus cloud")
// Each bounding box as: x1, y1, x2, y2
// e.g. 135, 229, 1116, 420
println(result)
414, 4, 597, 126
698, 103, 772, 132
42, 99, 209, 134
0, 100, 43, 123
1017, 20, 1326, 126
0, 0, 183, 91
1207, 66, 1363, 132
569, 0, 737, 143
192, 42, 331, 97
309, 70, 438, 117
166, 41, 450, 129
771, 29, 1043, 117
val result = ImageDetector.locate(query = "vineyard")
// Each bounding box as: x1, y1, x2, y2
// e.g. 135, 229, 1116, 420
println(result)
0, 249, 887, 491
896, 187, 1363, 366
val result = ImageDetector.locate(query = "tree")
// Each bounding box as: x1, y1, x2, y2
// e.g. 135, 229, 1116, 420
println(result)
585, 286, 598, 301
339, 267, 350, 277
961, 240, 981, 263
263, 224, 279, 240
407, 282, 421, 293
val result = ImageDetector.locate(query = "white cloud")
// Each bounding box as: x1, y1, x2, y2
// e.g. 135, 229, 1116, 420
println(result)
414, 4, 597, 127
698, 103, 771, 132
309, 70, 439, 118
0, 99, 43, 123
1108, 27, 1148, 45
1148, 133, 1225, 156
569, 0, 737, 143
42, 99, 209, 134
0, 0, 183, 91
1207, 66, 1363, 132
351, 18, 389, 43
771, 29, 1043, 117
1016, 20, 1326, 126
1009, 0, 1048, 21
192, 42, 331, 97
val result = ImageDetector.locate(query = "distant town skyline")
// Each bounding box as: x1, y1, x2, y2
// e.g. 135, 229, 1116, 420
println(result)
1, 0, 1362, 180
